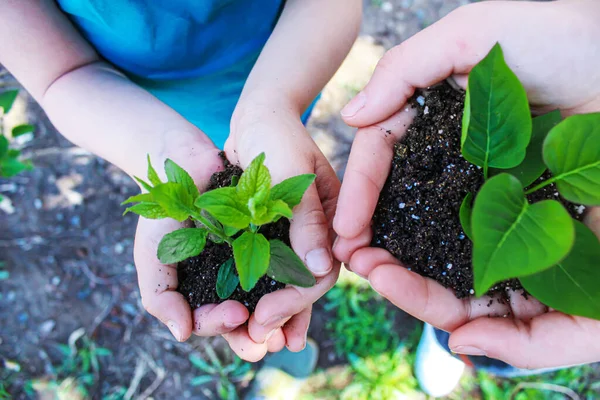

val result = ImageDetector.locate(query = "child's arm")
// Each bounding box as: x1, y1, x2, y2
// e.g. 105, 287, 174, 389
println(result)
223, 0, 362, 358
0, 0, 250, 343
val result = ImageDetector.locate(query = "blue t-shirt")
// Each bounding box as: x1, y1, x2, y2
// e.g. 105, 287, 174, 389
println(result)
57, 0, 290, 148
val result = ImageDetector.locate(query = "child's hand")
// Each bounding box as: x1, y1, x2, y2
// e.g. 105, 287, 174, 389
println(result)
333, 0, 600, 368
222, 106, 341, 361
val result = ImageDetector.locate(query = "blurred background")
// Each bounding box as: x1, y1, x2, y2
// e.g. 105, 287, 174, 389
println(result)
1, 0, 599, 399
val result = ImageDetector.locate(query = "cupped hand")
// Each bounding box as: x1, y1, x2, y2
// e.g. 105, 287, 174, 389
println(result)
333, 0, 600, 369
222, 105, 341, 361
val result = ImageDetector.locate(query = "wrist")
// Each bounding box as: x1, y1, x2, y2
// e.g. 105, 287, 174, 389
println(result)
232, 90, 302, 133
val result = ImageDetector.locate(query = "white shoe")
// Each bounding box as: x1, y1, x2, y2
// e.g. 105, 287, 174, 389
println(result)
415, 323, 465, 397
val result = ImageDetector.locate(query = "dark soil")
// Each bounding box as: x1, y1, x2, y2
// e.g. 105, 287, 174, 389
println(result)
177, 153, 286, 313
372, 82, 586, 298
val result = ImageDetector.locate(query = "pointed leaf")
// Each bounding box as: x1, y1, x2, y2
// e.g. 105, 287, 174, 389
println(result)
164, 159, 199, 198
12, 124, 35, 138
0, 90, 19, 114
543, 113, 600, 205
472, 174, 574, 295
216, 258, 239, 299
124, 202, 169, 219
267, 240, 315, 287
270, 174, 316, 208
236, 153, 271, 207
157, 228, 207, 264
189, 354, 217, 374
520, 221, 600, 320
150, 182, 195, 222
190, 376, 214, 387
195, 187, 251, 229
232, 232, 270, 291
459, 193, 474, 240
461, 43, 532, 173
494, 110, 562, 186
121, 192, 154, 205
134, 176, 153, 192
146, 155, 162, 186
251, 199, 293, 226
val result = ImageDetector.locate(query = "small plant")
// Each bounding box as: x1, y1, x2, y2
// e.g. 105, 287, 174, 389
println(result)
459, 43, 600, 319
189, 344, 254, 400
122, 153, 316, 296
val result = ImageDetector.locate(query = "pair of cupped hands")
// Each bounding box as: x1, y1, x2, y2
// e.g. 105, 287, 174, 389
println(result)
135, 1, 600, 367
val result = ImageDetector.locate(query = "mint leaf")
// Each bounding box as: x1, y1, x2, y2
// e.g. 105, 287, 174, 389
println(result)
267, 240, 315, 287
237, 153, 271, 208
147, 155, 162, 186
165, 159, 199, 198
216, 258, 239, 299
0, 157, 32, 178
0, 90, 19, 114
251, 199, 293, 226
223, 225, 241, 237
157, 228, 208, 264
12, 124, 35, 138
472, 174, 575, 295
150, 182, 195, 222
542, 113, 600, 205
459, 193, 474, 241
121, 192, 154, 205
195, 187, 251, 229
461, 43, 532, 175
233, 232, 270, 291
0, 136, 9, 159
134, 176, 153, 192
123, 202, 168, 219
270, 174, 316, 208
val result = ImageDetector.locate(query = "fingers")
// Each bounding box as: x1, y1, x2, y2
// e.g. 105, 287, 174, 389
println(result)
332, 227, 373, 264
192, 301, 249, 336
223, 326, 286, 362
134, 217, 193, 341
283, 307, 312, 352
347, 247, 400, 278
449, 313, 600, 369
334, 108, 414, 239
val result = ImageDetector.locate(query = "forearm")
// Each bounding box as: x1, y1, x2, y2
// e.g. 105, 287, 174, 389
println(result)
233, 0, 362, 124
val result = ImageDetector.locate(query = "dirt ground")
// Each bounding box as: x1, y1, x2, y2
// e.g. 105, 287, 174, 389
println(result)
4, 1, 594, 399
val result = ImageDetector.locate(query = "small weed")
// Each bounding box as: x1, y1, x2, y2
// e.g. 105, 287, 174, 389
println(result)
189, 344, 254, 400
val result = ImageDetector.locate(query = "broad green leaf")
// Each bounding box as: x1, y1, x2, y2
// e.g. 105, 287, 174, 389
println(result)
461, 43, 532, 174
232, 232, 270, 291
123, 202, 168, 219
459, 193, 474, 240
543, 113, 600, 205
267, 240, 316, 287
164, 159, 199, 198
121, 192, 154, 205
472, 174, 574, 295
236, 153, 271, 207
223, 225, 240, 237
150, 182, 195, 222
0, 136, 8, 159
0, 90, 19, 114
157, 228, 207, 264
251, 199, 293, 226
216, 258, 239, 299
12, 124, 35, 138
0, 157, 32, 177
495, 110, 562, 186
195, 187, 251, 229
146, 155, 162, 186
520, 221, 600, 320
270, 174, 316, 208
230, 175, 240, 187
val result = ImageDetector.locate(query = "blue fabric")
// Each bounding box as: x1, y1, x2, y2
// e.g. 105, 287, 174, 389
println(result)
56, 0, 293, 148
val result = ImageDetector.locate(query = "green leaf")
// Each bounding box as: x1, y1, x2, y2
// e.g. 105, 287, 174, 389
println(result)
0, 157, 31, 177
270, 174, 316, 208
223, 225, 240, 237
520, 221, 600, 320
94, 348, 112, 357
236, 153, 271, 207
121, 192, 154, 205
150, 182, 195, 222
164, 159, 200, 198
0, 90, 19, 114
190, 376, 214, 387
232, 232, 270, 291
459, 193, 474, 241
134, 176, 153, 192
230, 175, 240, 187
123, 202, 168, 219
472, 174, 574, 295
251, 199, 293, 226
542, 113, 600, 205
461, 43, 532, 174
195, 187, 251, 229
146, 155, 162, 186
0, 136, 9, 159
216, 258, 239, 299
267, 240, 316, 287
12, 124, 35, 138
494, 110, 562, 186
189, 354, 216, 374
157, 228, 207, 264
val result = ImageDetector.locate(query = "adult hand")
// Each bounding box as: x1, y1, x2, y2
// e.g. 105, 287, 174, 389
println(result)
223, 104, 341, 361
333, 0, 600, 369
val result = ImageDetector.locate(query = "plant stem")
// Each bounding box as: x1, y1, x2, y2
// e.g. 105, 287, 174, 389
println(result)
483, 164, 488, 180
524, 177, 557, 195
191, 212, 233, 245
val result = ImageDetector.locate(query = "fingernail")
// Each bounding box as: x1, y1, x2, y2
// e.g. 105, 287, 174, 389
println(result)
306, 248, 333, 276
341, 91, 366, 118
167, 320, 182, 342
452, 345, 487, 356
261, 315, 283, 328
224, 320, 245, 329
332, 236, 340, 252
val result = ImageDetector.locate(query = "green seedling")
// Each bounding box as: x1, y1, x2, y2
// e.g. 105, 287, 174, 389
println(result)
122, 153, 316, 295
460, 43, 600, 319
